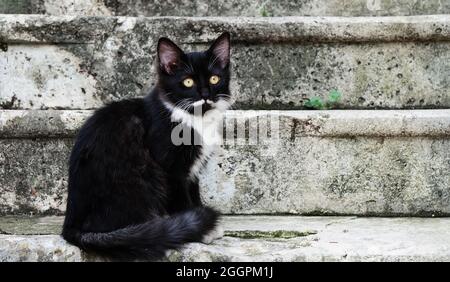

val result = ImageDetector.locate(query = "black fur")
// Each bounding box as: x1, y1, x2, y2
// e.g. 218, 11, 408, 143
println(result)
62, 32, 231, 261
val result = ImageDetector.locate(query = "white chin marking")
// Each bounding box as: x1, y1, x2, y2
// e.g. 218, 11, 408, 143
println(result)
192, 100, 205, 107
162, 98, 232, 181
214, 99, 232, 112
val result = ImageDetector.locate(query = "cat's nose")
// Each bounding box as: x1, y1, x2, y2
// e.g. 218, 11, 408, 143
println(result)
200, 89, 210, 99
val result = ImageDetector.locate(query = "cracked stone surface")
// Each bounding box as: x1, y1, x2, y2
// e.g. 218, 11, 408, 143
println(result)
0, 109, 449, 216
1, 0, 449, 16
0, 15, 449, 110
1, 216, 450, 262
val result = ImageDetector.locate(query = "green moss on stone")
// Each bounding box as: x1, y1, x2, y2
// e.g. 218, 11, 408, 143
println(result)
224, 230, 317, 239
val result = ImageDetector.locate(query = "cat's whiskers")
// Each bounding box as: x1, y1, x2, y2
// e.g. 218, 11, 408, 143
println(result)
174, 101, 189, 112
175, 98, 195, 112
216, 94, 232, 99
157, 92, 178, 119
215, 94, 235, 110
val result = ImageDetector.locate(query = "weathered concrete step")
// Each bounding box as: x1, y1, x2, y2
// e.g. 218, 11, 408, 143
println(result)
1, 215, 449, 262
0, 15, 449, 110
1, 109, 449, 216
1, 0, 449, 17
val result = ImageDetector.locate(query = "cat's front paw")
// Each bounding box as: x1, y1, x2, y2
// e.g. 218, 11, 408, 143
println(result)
201, 225, 224, 244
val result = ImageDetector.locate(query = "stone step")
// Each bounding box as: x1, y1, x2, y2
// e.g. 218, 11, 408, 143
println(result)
1, 0, 449, 17
0, 215, 449, 261
1, 109, 449, 216
0, 15, 449, 110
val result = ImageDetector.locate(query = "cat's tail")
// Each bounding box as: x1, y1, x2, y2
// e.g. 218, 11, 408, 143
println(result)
62, 206, 219, 261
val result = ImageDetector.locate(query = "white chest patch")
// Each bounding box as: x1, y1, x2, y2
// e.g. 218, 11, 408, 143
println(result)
163, 100, 229, 180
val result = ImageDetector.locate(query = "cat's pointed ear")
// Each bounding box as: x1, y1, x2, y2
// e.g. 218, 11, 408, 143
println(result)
157, 37, 184, 75
208, 32, 230, 69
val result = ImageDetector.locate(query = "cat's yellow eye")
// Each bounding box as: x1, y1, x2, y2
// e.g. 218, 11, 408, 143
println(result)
209, 75, 220, 85
182, 78, 194, 88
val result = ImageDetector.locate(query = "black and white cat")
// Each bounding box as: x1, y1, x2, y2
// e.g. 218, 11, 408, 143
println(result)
62, 32, 232, 260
